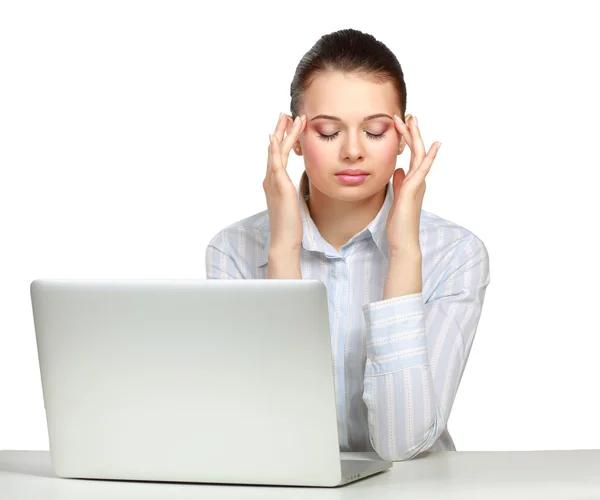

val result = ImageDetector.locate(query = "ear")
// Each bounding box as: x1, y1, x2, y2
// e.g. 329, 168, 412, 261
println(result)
398, 136, 406, 154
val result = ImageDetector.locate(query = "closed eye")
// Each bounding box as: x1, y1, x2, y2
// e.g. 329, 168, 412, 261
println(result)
317, 131, 386, 142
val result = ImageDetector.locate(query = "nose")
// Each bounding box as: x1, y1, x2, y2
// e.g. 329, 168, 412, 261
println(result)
340, 130, 364, 162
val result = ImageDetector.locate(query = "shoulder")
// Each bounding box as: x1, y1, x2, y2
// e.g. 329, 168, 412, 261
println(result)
419, 210, 490, 292
206, 208, 271, 258
420, 209, 487, 251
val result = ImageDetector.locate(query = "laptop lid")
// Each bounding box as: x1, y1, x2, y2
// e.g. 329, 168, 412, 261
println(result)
30, 278, 344, 486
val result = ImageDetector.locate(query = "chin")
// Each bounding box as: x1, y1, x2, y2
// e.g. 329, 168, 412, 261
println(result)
324, 180, 383, 201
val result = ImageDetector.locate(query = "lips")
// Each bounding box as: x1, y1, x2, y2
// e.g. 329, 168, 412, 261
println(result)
336, 169, 369, 176
336, 173, 369, 185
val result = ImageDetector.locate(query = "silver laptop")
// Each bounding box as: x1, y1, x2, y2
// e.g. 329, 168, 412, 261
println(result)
30, 278, 393, 487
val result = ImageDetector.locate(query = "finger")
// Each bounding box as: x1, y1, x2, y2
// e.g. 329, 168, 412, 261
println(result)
281, 115, 305, 156
394, 115, 414, 152
410, 116, 425, 162
266, 134, 273, 173
411, 142, 441, 181
273, 113, 288, 143
267, 133, 281, 173
394, 116, 422, 176
283, 113, 294, 136
270, 133, 283, 171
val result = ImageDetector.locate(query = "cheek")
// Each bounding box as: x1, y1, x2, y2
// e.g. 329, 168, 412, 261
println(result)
302, 137, 323, 158
378, 139, 400, 164
301, 137, 331, 169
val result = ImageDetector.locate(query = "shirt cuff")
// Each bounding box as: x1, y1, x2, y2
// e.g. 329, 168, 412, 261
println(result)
362, 293, 429, 374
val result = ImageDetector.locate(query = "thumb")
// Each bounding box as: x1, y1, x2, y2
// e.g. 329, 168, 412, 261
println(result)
392, 168, 406, 198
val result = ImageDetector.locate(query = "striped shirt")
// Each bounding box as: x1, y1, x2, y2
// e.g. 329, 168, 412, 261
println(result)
205, 179, 491, 461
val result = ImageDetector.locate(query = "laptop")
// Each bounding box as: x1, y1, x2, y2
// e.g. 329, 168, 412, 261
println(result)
30, 278, 393, 487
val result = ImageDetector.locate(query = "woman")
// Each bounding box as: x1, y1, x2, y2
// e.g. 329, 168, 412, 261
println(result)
205, 28, 491, 462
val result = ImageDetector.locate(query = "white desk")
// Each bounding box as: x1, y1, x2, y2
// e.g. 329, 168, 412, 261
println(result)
1, 449, 599, 499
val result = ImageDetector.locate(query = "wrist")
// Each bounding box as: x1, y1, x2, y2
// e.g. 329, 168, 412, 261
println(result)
267, 246, 302, 279
383, 249, 423, 299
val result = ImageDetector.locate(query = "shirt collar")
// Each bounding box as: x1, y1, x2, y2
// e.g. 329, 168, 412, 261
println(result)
258, 180, 394, 268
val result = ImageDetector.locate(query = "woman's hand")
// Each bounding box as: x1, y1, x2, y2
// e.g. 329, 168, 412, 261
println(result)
263, 113, 307, 251
385, 115, 442, 253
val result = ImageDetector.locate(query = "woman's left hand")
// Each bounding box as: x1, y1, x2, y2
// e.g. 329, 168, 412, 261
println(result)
385, 114, 442, 254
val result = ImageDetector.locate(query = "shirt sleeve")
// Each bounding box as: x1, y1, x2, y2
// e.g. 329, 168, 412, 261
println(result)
205, 232, 245, 279
361, 236, 491, 461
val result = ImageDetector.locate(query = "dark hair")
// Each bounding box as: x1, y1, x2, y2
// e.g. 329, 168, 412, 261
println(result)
289, 28, 407, 200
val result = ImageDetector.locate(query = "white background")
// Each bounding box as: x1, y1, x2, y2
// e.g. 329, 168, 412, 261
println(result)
1, 0, 599, 452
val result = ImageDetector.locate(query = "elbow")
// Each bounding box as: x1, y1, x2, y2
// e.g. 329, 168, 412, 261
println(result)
370, 436, 423, 462
375, 446, 424, 463
371, 445, 418, 462
371, 417, 441, 462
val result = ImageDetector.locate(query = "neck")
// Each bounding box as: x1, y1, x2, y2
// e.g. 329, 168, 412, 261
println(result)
305, 182, 387, 252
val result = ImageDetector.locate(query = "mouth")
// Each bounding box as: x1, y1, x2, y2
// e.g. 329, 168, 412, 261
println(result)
335, 169, 369, 176
335, 173, 370, 185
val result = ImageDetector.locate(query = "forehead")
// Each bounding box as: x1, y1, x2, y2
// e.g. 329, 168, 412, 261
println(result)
303, 71, 397, 118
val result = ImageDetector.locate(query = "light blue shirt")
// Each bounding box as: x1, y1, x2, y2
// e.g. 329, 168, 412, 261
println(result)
205, 180, 491, 461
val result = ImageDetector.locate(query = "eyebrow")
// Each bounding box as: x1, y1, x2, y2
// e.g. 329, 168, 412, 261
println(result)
309, 113, 393, 122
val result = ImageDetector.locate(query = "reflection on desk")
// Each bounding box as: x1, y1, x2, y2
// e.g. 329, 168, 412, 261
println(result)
1, 449, 600, 499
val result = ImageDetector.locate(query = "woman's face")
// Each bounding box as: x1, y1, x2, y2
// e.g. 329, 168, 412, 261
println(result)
296, 71, 404, 201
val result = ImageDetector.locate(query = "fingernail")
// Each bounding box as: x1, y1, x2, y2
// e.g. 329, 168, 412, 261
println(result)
294, 116, 300, 125
415, 116, 418, 127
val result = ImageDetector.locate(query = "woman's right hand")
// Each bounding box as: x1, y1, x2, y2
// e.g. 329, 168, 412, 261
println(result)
263, 112, 307, 251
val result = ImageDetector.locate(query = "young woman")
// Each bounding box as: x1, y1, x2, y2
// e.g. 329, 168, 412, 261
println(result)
205, 28, 491, 462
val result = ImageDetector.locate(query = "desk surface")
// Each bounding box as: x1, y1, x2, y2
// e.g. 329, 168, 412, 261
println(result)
1, 450, 600, 499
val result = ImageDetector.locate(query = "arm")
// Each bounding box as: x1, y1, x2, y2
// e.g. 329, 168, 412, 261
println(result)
362, 236, 490, 461
266, 247, 302, 279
